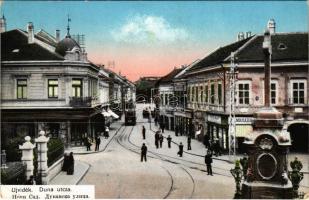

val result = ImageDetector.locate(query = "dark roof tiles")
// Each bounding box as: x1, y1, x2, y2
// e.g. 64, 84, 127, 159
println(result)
1, 29, 64, 61
235, 33, 308, 62
157, 68, 183, 85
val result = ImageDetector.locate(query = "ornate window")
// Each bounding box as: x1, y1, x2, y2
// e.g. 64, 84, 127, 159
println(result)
218, 82, 222, 105
48, 79, 58, 98
237, 81, 251, 105
72, 79, 82, 97
17, 79, 27, 99
205, 84, 208, 104
291, 79, 306, 104
210, 83, 215, 104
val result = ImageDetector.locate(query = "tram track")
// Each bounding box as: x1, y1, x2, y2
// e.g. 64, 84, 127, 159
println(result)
132, 122, 232, 177
115, 124, 197, 199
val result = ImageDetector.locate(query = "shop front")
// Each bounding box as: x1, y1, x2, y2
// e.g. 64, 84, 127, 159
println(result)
206, 113, 229, 152
233, 116, 254, 153
174, 110, 192, 136
193, 111, 205, 141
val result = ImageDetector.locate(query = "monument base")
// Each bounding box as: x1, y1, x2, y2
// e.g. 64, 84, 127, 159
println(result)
242, 181, 293, 199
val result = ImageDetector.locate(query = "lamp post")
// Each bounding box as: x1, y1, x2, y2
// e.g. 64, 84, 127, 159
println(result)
227, 52, 238, 160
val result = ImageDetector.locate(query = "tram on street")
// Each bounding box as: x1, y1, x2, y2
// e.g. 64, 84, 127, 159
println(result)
124, 102, 136, 126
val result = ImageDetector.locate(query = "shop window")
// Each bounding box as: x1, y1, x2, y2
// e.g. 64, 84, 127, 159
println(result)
48, 79, 58, 98
72, 79, 82, 97
291, 80, 306, 104
17, 79, 27, 99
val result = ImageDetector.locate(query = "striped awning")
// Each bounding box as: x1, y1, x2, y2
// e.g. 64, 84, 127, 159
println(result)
108, 109, 119, 119
102, 111, 111, 117
236, 125, 253, 137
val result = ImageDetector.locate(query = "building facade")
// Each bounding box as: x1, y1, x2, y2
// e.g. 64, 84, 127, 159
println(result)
1, 22, 104, 146
182, 20, 308, 153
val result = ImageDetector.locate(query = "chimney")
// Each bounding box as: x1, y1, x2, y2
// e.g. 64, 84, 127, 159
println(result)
267, 19, 276, 34
27, 22, 34, 44
0, 15, 6, 33
237, 32, 245, 41
55, 30, 60, 42
246, 31, 252, 38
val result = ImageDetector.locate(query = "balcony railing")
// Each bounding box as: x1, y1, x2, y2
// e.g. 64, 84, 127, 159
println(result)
69, 96, 92, 107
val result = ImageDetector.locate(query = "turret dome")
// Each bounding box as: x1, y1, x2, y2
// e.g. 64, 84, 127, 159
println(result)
55, 36, 80, 56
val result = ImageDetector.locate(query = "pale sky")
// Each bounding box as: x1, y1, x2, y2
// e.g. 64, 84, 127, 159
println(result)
2, 1, 308, 81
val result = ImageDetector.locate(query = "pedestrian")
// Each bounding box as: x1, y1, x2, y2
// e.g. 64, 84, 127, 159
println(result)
177, 142, 184, 157
86, 137, 91, 151
62, 153, 69, 172
154, 117, 158, 126
214, 138, 221, 157
167, 135, 172, 148
142, 126, 146, 140
105, 126, 110, 139
175, 125, 179, 136
159, 133, 164, 148
67, 152, 74, 175
204, 134, 210, 149
187, 136, 192, 150
95, 135, 101, 151
161, 123, 165, 133
205, 150, 213, 176
155, 131, 159, 149
141, 143, 147, 162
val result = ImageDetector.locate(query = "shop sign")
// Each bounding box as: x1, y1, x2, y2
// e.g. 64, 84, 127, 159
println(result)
228, 117, 254, 124
208, 114, 221, 124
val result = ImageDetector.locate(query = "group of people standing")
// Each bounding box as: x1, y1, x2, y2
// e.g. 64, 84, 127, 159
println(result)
84, 126, 110, 151
140, 124, 214, 176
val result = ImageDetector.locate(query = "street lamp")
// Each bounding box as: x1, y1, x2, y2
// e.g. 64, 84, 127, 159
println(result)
227, 52, 238, 161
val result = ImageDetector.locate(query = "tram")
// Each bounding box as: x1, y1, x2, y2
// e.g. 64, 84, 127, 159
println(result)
124, 101, 136, 126
125, 109, 136, 125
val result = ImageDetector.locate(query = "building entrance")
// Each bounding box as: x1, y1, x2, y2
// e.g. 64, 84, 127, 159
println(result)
288, 123, 309, 153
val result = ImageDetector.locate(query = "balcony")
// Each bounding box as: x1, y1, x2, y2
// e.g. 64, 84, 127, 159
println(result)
69, 96, 93, 107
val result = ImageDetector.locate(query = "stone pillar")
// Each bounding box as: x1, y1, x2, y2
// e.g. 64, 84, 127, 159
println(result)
19, 136, 35, 181
35, 130, 49, 185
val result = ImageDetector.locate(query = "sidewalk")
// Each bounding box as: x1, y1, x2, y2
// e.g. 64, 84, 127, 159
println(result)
65, 121, 123, 154
49, 160, 90, 185
133, 121, 309, 189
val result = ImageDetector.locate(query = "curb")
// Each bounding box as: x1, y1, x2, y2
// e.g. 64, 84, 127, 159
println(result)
66, 124, 123, 155
76, 161, 91, 185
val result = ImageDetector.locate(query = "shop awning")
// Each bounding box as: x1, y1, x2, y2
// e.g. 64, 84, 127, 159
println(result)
236, 125, 253, 137
108, 110, 119, 119
102, 111, 111, 117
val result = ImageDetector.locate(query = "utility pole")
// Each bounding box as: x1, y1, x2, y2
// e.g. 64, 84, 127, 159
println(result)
227, 52, 238, 160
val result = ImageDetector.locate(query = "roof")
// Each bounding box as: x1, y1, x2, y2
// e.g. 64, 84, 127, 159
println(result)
35, 29, 58, 47
156, 68, 183, 85
188, 36, 253, 72
55, 36, 80, 56
187, 32, 308, 74
175, 59, 201, 80
235, 32, 308, 62
1, 29, 64, 61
